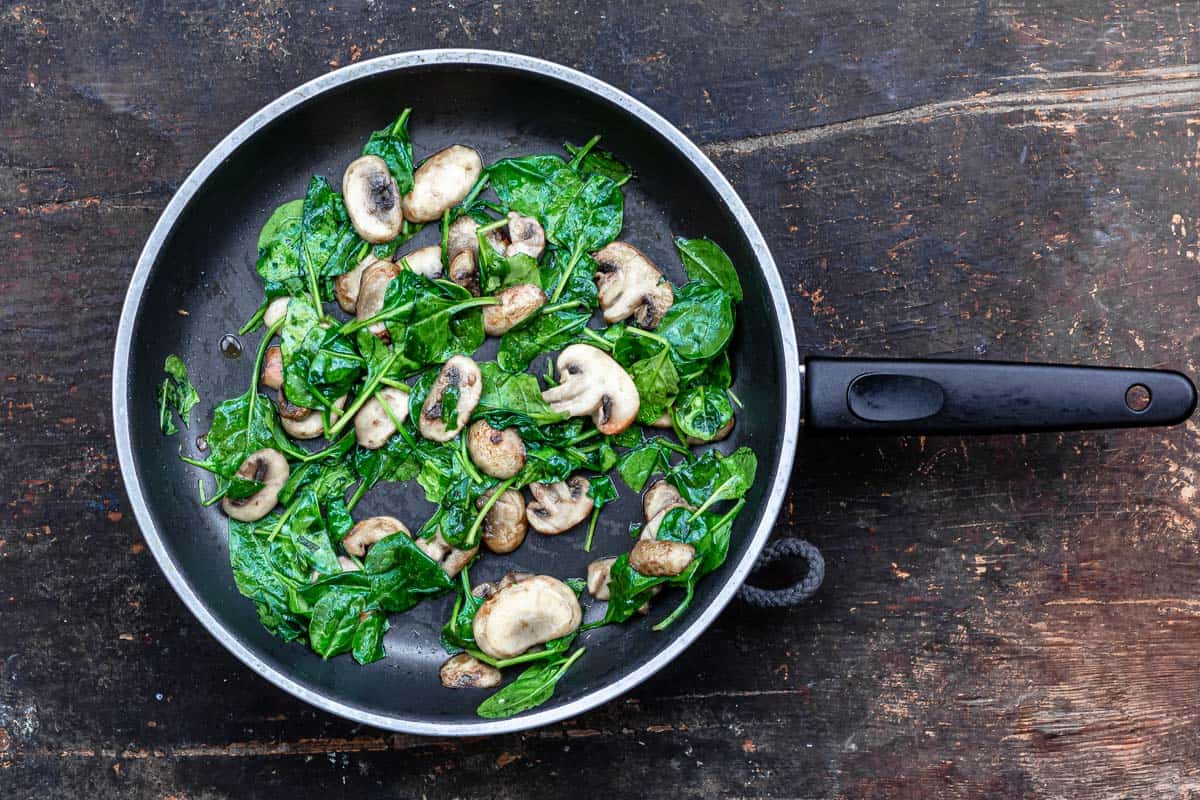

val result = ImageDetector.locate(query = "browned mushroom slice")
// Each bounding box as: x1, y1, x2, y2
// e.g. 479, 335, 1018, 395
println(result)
466, 420, 526, 479
541, 344, 640, 435
482, 283, 546, 337
402, 145, 483, 223
472, 575, 583, 660
334, 255, 378, 314
414, 532, 478, 577
356, 259, 402, 336
261, 345, 285, 391
526, 476, 593, 535
394, 244, 443, 279
440, 653, 502, 689
630, 540, 696, 577
220, 449, 290, 522
477, 487, 528, 554
353, 387, 410, 450
279, 395, 346, 440
593, 242, 674, 329
448, 249, 481, 296
418, 356, 482, 442
343, 155, 402, 243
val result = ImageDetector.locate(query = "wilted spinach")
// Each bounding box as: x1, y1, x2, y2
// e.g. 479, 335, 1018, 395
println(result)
158, 354, 200, 435
476, 648, 586, 719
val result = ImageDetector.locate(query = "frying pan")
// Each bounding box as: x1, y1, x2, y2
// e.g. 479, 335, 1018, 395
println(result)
112, 50, 1197, 736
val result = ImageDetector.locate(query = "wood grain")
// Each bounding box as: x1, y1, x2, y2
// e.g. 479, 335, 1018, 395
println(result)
4, 1, 1200, 798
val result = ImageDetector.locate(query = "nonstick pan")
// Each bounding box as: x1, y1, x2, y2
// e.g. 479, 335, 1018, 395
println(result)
113, 50, 1197, 736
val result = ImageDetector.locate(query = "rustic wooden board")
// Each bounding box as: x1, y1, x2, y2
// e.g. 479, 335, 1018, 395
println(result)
4, 2, 1200, 798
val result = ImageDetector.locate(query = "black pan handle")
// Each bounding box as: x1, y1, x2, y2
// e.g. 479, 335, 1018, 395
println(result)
803, 357, 1197, 434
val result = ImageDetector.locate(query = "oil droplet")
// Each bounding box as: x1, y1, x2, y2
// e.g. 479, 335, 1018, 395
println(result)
219, 334, 243, 359
195, 434, 208, 452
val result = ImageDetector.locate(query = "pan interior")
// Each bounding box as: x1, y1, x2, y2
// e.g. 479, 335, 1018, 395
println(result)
122, 61, 787, 726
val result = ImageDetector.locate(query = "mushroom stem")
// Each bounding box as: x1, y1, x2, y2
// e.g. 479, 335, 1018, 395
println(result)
249, 316, 286, 428
463, 475, 516, 548
548, 240, 586, 304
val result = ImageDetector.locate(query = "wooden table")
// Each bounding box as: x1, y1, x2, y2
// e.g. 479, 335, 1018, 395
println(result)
4, 3, 1200, 797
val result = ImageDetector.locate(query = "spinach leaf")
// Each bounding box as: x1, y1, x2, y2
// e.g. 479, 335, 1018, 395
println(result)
672, 384, 733, 441
665, 447, 757, 510
676, 351, 732, 391
480, 249, 540, 295
565, 140, 632, 186
352, 612, 388, 665
228, 515, 311, 642
362, 109, 415, 194
281, 300, 364, 408
441, 576, 483, 652
477, 362, 566, 424
257, 199, 304, 251
540, 247, 599, 309
488, 154, 571, 215
627, 346, 679, 425
194, 390, 283, 478
158, 354, 200, 435
476, 648, 585, 719
657, 282, 735, 362
616, 437, 678, 492
543, 172, 623, 252
309, 587, 367, 659
584, 475, 619, 551
674, 237, 742, 301
496, 310, 590, 373
301, 175, 363, 280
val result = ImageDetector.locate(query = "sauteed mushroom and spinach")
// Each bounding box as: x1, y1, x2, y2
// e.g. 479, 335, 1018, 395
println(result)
158, 110, 758, 719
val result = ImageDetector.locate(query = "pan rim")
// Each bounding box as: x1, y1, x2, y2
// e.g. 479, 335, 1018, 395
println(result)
112, 48, 801, 736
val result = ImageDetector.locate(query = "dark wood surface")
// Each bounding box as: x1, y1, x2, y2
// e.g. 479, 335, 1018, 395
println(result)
4, 2, 1200, 797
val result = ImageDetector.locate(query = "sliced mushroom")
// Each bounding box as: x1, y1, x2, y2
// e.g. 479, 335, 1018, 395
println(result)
261, 345, 284, 391
587, 557, 617, 600
482, 283, 546, 337
593, 242, 674, 329
263, 296, 291, 328
275, 388, 311, 421
419, 356, 482, 442
415, 532, 477, 577
526, 476, 593, 535
221, 449, 290, 522
643, 480, 688, 522
343, 155, 402, 244
354, 387, 410, 449
394, 244, 443, 279
447, 249, 480, 296
472, 575, 583, 660
629, 540, 695, 577
342, 516, 409, 558
466, 420, 526, 479
334, 254, 378, 314
402, 145, 483, 223
280, 395, 347, 440
447, 214, 481, 258
500, 211, 545, 260
440, 653, 502, 689
356, 259, 401, 336
476, 487, 528, 554
337, 556, 360, 572
541, 344, 640, 435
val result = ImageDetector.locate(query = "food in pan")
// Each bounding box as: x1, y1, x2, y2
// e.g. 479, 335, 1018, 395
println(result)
159, 109, 757, 718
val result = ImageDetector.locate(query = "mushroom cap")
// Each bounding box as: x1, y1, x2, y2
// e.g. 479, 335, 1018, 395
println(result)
414, 531, 478, 577
477, 487, 528, 554
221, 449, 290, 522
342, 515, 409, 558
280, 395, 346, 440
447, 249, 480, 296
629, 540, 696, 577
472, 575, 583, 660
482, 283, 546, 337
440, 653, 502, 689
593, 242, 675, 329
394, 244, 443, 279
261, 345, 284, 391
541, 344, 640, 435
526, 475, 594, 535
263, 296, 291, 329
356, 259, 401, 336
643, 480, 690, 521
402, 145, 483, 223
353, 387, 410, 449
343, 155, 403, 243
587, 557, 617, 600
334, 254, 379, 314
419, 356, 482, 442
466, 420, 527, 479
502, 211, 546, 260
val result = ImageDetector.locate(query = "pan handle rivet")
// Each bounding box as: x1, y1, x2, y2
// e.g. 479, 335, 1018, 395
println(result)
1125, 384, 1152, 412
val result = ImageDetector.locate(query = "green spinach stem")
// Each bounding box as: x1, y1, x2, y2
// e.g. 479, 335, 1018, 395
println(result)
539, 300, 582, 316
568, 134, 602, 170
463, 476, 516, 548
248, 317, 286, 427
584, 505, 601, 552
625, 326, 671, 348
578, 328, 612, 350
458, 435, 484, 484
324, 349, 405, 438
652, 582, 695, 631
548, 241, 586, 304
238, 302, 268, 336
267, 503, 300, 542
